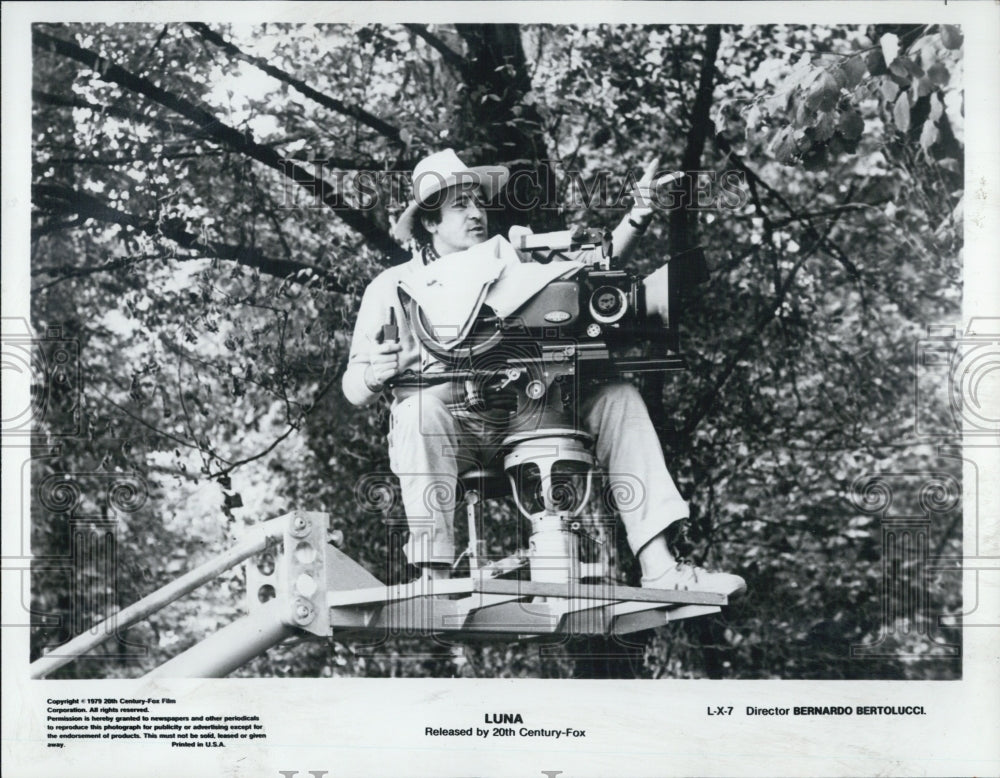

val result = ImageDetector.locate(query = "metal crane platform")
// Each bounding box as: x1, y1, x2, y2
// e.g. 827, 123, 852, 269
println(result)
30, 511, 726, 679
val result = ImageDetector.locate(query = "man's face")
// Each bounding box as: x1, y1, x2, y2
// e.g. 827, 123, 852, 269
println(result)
424, 184, 488, 255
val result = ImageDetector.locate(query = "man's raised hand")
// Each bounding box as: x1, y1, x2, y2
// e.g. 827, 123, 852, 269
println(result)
633, 154, 683, 215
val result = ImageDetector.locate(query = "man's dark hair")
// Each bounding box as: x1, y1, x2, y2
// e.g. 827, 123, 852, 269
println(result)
412, 202, 442, 248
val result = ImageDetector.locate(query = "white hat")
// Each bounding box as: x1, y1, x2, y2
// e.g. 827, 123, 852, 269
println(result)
392, 149, 509, 242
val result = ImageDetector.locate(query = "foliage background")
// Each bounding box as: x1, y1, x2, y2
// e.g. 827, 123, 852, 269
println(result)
28, 22, 964, 679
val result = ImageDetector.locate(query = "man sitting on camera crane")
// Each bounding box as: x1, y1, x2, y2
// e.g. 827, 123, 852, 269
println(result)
343, 149, 745, 597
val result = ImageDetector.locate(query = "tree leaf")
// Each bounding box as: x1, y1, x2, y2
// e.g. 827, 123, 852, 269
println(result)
769, 126, 797, 164
904, 58, 925, 79
805, 71, 839, 111
813, 111, 836, 142
940, 25, 963, 50
837, 109, 865, 140
920, 119, 939, 153
951, 194, 964, 222
866, 48, 888, 76
888, 58, 911, 80
880, 77, 900, 103
880, 33, 900, 65
795, 97, 817, 126
893, 91, 911, 133
929, 92, 945, 122
841, 56, 867, 89
927, 62, 950, 87
832, 65, 849, 89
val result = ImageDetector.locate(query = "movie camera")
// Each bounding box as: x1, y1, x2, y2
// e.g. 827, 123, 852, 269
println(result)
397, 226, 686, 404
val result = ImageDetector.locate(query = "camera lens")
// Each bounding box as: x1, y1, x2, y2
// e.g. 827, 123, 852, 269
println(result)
595, 292, 618, 313
589, 286, 627, 324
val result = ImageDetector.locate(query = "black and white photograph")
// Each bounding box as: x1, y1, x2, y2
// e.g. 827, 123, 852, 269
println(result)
3, 2, 998, 777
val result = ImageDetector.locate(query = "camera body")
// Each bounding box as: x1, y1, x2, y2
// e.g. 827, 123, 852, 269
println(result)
510, 268, 645, 339
506, 226, 657, 345
407, 227, 677, 379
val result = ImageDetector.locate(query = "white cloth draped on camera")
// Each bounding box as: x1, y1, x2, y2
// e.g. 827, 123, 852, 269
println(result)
397, 235, 582, 351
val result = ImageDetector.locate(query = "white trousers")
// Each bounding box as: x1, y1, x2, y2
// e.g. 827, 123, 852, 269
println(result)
387, 382, 689, 565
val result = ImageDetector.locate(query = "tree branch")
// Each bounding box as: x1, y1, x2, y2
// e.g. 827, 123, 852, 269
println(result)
187, 23, 403, 143
679, 26, 723, 174
33, 29, 404, 261
680, 223, 833, 438
41, 150, 224, 166
33, 88, 204, 138
404, 24, 470, 79
94, 385, 220, 460
207, 375, 346, 479
33, 252, 174, 291
768, 203, 884, 229
643, 26, 722, 430
713, 132, 862, 282
32, 182, 350, 293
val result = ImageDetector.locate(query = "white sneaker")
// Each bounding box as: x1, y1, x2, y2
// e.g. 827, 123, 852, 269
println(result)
641, 562, 746, 598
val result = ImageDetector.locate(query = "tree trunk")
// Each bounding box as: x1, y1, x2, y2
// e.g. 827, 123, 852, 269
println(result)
454, 25, 563, 235
645, 25, 721, 431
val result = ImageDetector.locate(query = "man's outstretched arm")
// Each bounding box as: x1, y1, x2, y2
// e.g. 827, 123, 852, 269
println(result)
609, 159, 681, 263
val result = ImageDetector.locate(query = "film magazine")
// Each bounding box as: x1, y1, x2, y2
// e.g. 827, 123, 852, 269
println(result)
2, 2, 998, 777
